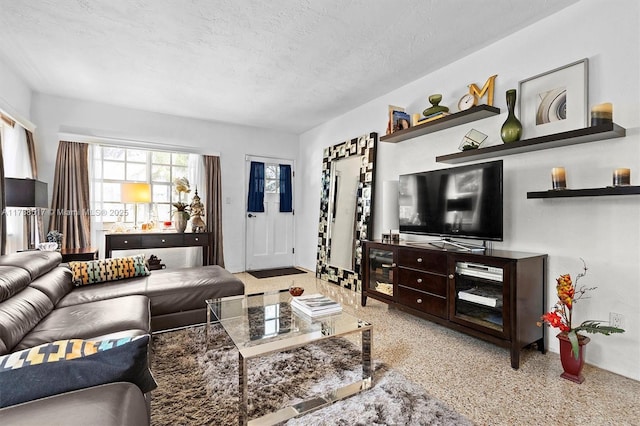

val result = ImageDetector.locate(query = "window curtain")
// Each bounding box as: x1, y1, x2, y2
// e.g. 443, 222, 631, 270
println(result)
49, 141, 91, 249
0, 129, 5, 255
25, 129, 44, 245
2, 122, 31, 253
279, 164, 292, 212
184, 154, 204, 266
25, 129, 38, 178
247, 161, 265, 212
203, 155, 225, 267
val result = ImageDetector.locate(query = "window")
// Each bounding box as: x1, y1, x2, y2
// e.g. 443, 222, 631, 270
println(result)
264, 163, 280, 194
91, 145, 196, 227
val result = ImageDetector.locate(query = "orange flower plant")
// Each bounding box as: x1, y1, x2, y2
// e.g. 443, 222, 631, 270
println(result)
537, 259, 625, 358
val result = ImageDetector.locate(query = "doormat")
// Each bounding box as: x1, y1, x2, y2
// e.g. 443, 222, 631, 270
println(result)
247, 267, 307, 279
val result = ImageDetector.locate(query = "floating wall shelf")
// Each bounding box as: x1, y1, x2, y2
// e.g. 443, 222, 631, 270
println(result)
380, 105, 500, 143
527, 186, 640, 199
436, 123, 626, 164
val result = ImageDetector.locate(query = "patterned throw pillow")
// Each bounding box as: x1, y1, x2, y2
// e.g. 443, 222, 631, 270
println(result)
0, 334, 156, 408
68, 254, 150, 286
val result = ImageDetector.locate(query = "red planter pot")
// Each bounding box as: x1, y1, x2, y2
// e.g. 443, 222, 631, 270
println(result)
557, 332, 590, 383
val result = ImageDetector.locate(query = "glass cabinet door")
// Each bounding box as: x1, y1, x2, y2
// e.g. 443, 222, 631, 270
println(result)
367, 247, 395, 298
452, 261, 505, 334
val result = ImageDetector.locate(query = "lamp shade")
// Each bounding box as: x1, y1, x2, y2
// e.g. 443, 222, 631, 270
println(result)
4, 178, 48, 207
381, 180, 399, 231
121, 183, 151, 203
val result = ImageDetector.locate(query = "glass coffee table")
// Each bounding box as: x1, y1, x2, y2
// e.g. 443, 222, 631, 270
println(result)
206, 288, 373, 426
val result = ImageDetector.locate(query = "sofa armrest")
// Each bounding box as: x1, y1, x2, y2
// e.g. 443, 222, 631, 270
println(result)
0, 382, 149, 425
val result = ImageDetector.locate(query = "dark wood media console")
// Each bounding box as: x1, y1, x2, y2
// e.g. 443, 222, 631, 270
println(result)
362, 240, 547, 369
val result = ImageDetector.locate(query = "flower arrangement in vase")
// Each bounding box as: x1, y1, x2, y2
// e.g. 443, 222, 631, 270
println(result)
172, 177, 191, 232
537, 259, 625, 383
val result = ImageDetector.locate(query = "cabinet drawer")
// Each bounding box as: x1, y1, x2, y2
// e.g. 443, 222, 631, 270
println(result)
397, 286, 447, 318
107, 235, 142, 248
397, 268, 446, 297
398, 248, 447, 274
143, 234, 183, 246
184, 233, 208, 245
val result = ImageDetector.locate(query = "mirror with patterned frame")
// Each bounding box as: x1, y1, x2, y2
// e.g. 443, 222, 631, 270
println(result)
316, 132, 377, 291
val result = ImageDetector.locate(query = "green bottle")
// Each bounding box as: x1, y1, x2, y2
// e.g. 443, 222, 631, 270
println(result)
501, 89, 522, 143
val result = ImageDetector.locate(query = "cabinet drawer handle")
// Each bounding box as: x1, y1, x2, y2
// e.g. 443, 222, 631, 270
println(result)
417, 258, 423, 263
417, 298, 423, 304
161, 239, 166, 243
123, 240, 128, 244
195, 237, 199, 241
449, 274, 454, 279
417, 278, 423, 284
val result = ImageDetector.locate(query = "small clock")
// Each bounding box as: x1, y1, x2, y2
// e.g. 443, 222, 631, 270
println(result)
458, 93, 477, 111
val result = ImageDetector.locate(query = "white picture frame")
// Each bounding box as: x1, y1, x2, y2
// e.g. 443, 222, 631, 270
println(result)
518, 58, 589, 139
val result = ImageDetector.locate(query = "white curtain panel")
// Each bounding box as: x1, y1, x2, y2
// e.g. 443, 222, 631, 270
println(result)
2, 123, 32, 253
181, 153, 204, 266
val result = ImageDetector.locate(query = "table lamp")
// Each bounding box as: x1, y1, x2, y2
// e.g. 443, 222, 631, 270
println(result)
121, 182, 151, 230
4, 178, 48, 249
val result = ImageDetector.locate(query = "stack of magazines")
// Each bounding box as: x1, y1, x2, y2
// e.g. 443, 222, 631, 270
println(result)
290, 293, 342, 318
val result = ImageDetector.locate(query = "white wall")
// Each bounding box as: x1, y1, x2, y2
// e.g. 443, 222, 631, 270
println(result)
0, 56, 32, 126
297, 0, 640, 380
30, 93, 299, 273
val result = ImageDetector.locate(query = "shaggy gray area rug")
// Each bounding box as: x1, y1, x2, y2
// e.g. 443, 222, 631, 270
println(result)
150, 325, 473, 425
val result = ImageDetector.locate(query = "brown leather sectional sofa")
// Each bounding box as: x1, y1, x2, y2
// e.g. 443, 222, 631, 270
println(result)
0, 250, 244, 424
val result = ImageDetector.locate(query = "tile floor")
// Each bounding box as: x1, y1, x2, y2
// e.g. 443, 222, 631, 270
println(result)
235, 270, 640, 426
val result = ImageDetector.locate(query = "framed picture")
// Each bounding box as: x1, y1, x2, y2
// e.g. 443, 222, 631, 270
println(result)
392, 110, 411, 132
387, 105, 406, 134
518, 58, 588, 139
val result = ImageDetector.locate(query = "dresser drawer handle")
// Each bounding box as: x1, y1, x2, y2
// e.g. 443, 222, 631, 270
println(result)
417, 258, 423, 263
194, 237, 199, 241
123, 240, 128, 244
417, 298, 423, 304
161, 239, 166, 243
417, 278, 423, 284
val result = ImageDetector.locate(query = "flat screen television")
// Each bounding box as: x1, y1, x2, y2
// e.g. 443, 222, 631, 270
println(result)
398, 160, 503, 245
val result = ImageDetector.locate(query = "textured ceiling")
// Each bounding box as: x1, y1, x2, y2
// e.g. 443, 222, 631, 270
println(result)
0, 0, 577, 133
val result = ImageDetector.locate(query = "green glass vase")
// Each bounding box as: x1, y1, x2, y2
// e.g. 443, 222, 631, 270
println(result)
501, 89, 522, 143
423, 94, 449, 117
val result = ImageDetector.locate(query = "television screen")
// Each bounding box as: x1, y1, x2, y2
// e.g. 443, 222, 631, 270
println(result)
398, 160, 503, 241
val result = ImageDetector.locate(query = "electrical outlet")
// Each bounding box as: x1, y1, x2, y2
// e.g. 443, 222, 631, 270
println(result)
610, 312, 624, 329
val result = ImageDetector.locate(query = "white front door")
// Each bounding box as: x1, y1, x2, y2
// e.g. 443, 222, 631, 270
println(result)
245, 157, 295, 271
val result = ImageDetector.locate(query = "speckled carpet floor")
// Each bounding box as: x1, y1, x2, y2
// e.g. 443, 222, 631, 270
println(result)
150, 325, 472, 425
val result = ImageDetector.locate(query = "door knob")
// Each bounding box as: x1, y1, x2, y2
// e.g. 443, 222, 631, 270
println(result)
248, 214, 255, 218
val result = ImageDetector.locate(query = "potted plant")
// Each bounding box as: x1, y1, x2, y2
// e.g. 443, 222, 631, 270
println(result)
538, 259, 625, 383
172, 177, 191, 233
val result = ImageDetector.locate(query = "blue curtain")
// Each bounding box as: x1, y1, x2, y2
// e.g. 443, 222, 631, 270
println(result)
279, 164, 292, 212
247, 161, 265, 212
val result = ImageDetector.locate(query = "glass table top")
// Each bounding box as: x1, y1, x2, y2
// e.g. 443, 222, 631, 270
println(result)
206, 288, 370, 358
